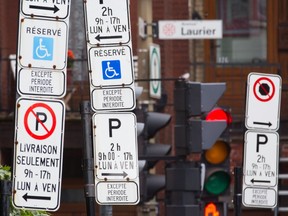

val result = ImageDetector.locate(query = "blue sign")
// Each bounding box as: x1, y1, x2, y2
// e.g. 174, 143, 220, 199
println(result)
102, 60, 121, 80
33, 36, 54, 61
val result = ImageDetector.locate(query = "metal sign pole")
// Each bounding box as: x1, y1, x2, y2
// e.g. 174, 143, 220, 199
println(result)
234, 167, 242, 216
80, 101, 96, 216
0, 180, 11, 216
100, 205, 113, 216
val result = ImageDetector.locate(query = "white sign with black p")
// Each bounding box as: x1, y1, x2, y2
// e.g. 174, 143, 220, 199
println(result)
92, 112, 138, 181
242, 130, 279, 208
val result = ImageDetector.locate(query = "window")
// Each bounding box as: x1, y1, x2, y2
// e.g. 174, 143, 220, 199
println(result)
216, 0, 267, 63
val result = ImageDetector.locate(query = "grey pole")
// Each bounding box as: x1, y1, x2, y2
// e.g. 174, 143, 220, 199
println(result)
80, 101, 96, 216
234, 167, 242, 216
0, 180, 11, 216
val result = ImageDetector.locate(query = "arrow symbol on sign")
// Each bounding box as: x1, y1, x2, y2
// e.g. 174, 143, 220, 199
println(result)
95, 34, 123, 42
250, 179, 271, 184
102, 171, 128, 178
29, 5, 60, 14
23, 193, 51, 201
253, 121, 272, 127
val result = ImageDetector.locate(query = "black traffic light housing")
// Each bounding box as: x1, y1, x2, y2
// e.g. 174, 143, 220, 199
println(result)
166, 161, 202, 216
174, 80, 227, 155
135, 105, 172, 203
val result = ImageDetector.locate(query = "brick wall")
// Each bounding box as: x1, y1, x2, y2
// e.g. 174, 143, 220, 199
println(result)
0, 0, 18, 111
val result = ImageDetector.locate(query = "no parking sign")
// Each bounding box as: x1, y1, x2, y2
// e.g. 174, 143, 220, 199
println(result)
245, 73, 282, 130
12, 97, 65, 211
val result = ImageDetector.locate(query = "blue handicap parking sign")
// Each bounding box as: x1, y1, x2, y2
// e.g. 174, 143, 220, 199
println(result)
102, 60, 121, 80
33, 36, 54, 61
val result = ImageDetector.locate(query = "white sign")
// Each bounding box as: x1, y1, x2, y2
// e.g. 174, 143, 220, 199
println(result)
149, 44, 161, 99
245, 72, 282, 130
93, 112, 139, 205
21, 0, 70, 19
12, 97, 65, 211
91, 87, 136, 112
18, 16, 68, 70
84, 0, 130, 45
88, 45, 134, 87
158, 20, 222, 40
17, 68, 66, 98
93, 112, 138, 180
243, 131, 279, 187
242, 130, 279, 208
95, 180, 140, 205
242, 187, 277, 208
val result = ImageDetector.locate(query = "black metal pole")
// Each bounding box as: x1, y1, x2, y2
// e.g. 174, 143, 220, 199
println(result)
100, 205, 113, 216
0, 180, 12, 216
80, 101, 96, 216
234, 167, 242, 216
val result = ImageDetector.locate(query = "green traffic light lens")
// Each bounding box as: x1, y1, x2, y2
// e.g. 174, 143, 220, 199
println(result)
204, 171, 230, 195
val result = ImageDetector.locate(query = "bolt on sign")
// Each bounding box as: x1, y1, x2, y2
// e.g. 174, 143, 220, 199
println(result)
12, 0, 71, 211
92, 112, 140, 205
16, 0, 71, 98
12, 98, 65, 211
242, 72, 282, 209
84, 0, 136, 112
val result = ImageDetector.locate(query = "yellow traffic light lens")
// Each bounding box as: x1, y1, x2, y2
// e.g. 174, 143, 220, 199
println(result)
204, 141, 230, 164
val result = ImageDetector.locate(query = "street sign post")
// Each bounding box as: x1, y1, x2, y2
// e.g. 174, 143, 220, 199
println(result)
17, 68, 66, 98
21, 0, 70, 19
91, 87, 135, 112
243, 131, 279, 187
242, 72, 282, 209
93, 112, 138, 180
12, 97, 65, 211
88, 45, 134, 87
84, 0, 131, 45
95, 180, 140, 205
92, 112, 139, 204
18, 16, 68, 70
158, 20, 222, 40
245, 73, 282, 131
242, 130, 279, 208
84, 0, 136, 112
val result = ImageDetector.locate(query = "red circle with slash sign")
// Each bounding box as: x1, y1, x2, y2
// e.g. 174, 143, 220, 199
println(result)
253, 77, 275, 102
24, 103, 56, 140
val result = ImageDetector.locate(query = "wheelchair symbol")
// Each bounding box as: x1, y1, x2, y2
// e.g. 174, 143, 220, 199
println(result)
33, 37, 53, 61
102, 60, 121, 80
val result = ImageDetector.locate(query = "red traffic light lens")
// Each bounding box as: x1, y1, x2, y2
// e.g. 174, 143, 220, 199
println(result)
205, 108, 232, 124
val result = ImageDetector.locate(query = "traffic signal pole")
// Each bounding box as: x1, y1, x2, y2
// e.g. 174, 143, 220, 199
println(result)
0, 180, 11, 216
234, 167, 242, 216
80, 101, 96, 216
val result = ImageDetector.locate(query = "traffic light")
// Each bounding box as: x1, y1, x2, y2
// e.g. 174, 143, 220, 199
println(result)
174, 80, 228, 155
202, 108, 231, 198
135, 104, 172, 203
173, 80, 232, 210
